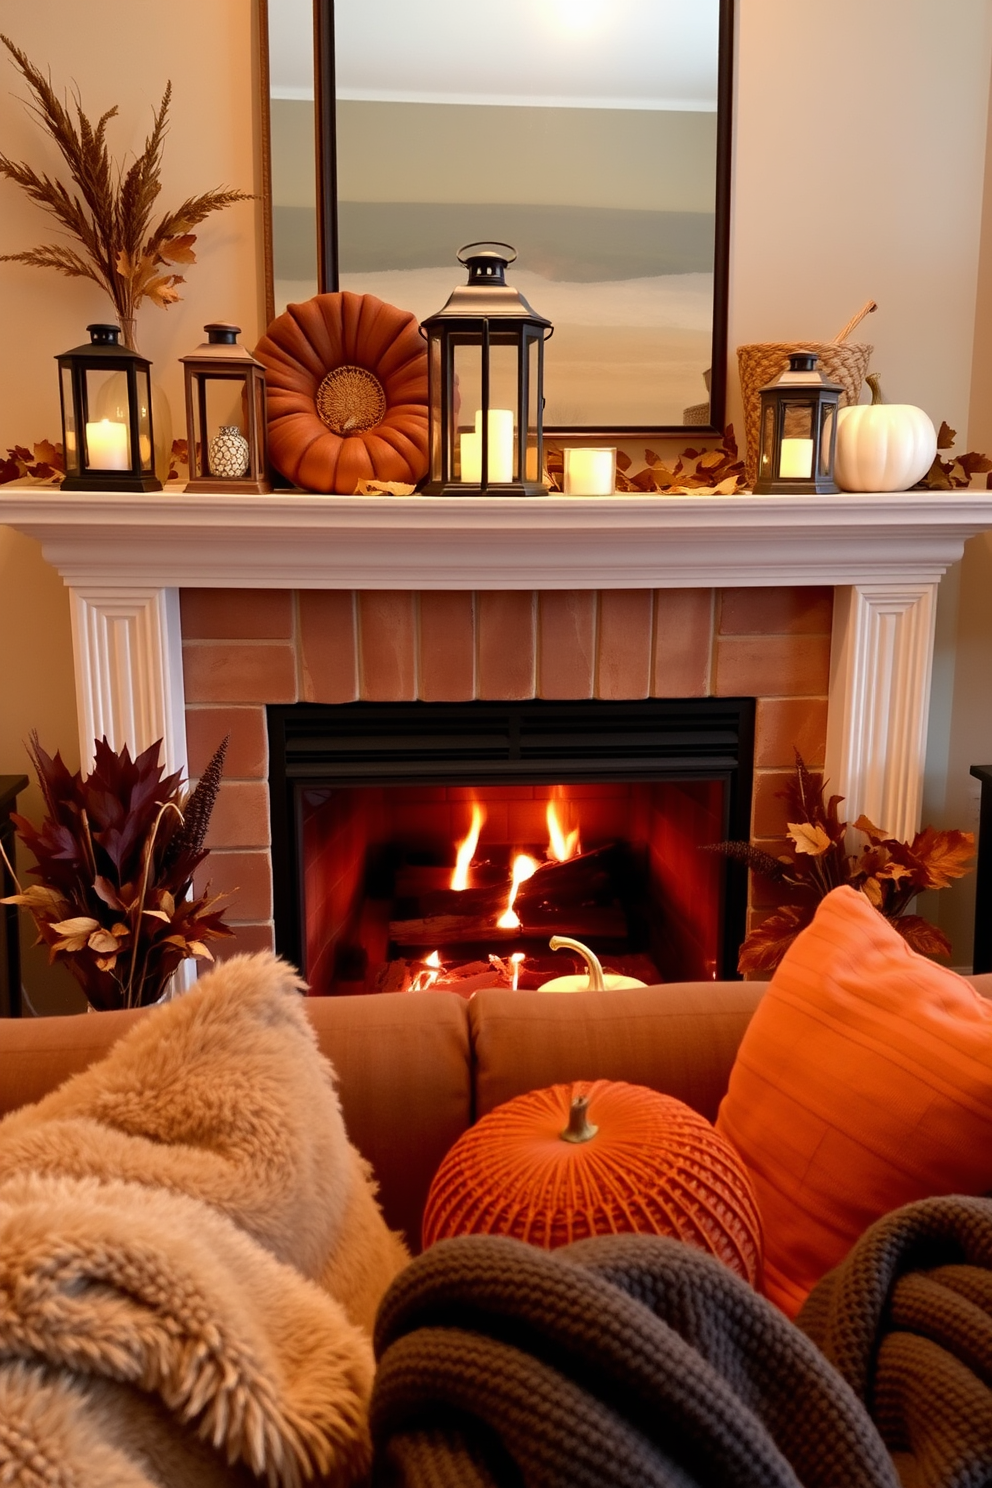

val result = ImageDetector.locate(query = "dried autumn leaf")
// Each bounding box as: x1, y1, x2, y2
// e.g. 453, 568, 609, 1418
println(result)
92, 874, 124, 909
788, 821, 832, 856
145, 275, 182, 307
142, 908, 171, 923
737, 904, 813, 975
186, 939, 214, 960
51, 915, 100, 936
937, 421, 956, 450
87, 928, 121, 953
890, 914, 952, 960
852, 814, 891, 844
712, 476, 740, 494
158, 233, 197, 264
1, 884, 68, 915
909, 826, 975, 889
860, 877, 883, 908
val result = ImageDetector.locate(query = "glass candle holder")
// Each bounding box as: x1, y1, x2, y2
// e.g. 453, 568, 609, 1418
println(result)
563, 447, 617, 496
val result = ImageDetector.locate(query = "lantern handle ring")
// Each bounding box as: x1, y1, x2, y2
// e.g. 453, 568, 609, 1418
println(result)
457, 241, 517, 266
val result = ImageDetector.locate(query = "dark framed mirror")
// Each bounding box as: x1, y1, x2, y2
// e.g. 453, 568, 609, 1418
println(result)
262, 0, 734, 438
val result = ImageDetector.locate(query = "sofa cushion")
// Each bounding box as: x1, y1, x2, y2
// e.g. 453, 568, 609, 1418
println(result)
307, 990, 470, 1251
0, 1006, 149, 1117
716, 886, 992, 1318
469, 982, 764, 1123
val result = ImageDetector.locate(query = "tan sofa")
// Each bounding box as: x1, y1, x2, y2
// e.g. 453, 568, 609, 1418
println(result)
3, 974, 991, 1254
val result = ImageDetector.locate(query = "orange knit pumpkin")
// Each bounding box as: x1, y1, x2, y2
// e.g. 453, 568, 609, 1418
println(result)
254, 292, 429, 493
422, 1080, 763, 1286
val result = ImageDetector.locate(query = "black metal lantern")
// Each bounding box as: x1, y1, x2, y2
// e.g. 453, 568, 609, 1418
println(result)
421, 243, 553, 497
180, 323, 271, 494
753, 352, 842, 494
56, 324, 161, 492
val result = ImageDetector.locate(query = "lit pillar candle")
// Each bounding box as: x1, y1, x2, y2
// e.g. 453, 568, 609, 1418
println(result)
85, 419, 129, 470
480, 409, 515, 483
460, 429, 481, 483
778, 437, 813, 480
564, 447, 616, 495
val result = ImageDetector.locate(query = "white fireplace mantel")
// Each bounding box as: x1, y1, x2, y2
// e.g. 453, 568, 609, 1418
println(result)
4, 485, 992, 845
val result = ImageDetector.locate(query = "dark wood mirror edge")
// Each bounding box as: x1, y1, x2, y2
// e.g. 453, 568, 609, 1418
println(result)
260, 0, 736, 441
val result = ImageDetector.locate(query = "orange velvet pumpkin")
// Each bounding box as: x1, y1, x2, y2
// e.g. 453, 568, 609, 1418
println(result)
422, 1079, 763, 1286
254, 292, 429, 493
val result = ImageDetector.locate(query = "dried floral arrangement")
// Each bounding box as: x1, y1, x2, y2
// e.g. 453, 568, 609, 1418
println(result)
546, 426, 745, 495
709, 752, 975, 974
0, 734, 233, 1009
918, 421, 992, 490
0, 35, 252, 350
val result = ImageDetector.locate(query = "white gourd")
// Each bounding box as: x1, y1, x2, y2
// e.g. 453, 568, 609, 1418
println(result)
835, 374, 937, 492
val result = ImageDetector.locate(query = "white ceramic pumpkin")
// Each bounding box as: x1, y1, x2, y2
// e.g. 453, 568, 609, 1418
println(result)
835, 375, 937, 492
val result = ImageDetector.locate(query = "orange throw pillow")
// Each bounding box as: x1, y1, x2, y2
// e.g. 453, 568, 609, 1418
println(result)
716, 885, 992, 1318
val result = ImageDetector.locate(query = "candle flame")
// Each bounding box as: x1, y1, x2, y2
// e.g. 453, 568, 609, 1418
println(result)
546, 800, 581, 862
496, 853, 539, 930
451, 802, 485, 890
510, 952, 525, 990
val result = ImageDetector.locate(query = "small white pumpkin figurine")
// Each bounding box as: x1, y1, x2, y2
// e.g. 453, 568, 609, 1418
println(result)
835, 373, 937, 492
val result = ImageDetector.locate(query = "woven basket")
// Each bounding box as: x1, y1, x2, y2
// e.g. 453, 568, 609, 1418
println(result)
736, 301, 877, 486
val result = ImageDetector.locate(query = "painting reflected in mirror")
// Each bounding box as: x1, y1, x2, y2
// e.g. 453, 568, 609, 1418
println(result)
264, 0, 732, 435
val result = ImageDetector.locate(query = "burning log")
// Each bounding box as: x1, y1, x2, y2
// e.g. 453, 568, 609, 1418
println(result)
388, 904, 628, 948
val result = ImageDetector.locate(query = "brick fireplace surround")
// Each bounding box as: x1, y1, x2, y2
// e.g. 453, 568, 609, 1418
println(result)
3, 486, 991, 981
181, 584, 831, 956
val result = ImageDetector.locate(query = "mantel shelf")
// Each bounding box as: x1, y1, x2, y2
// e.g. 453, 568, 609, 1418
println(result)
2, 486, 991, 590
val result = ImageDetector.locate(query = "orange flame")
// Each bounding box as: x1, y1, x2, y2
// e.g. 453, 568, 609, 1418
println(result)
546, 799, 580, 862
410, 949, 442, 992
451, 802, 485, 891
510, 952, 525, 990
496, 853, 539, 930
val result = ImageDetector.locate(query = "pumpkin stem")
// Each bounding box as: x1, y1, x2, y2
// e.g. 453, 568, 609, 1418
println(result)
561, 1094, 599, 1144
548, 935, 606, 991
866, 372, 885, 406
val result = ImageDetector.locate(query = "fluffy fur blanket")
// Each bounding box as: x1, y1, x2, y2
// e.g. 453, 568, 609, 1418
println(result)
0, 952, 410, 1487
798, 1194, 992, 1488
370, 1232, 899, 1488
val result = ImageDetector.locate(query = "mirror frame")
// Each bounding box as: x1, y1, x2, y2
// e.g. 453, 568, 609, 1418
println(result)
261, 0, 735, 440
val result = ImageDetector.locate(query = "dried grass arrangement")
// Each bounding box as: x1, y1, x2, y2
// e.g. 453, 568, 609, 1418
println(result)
0, 734, 233, 1008
0, 35, 252, 350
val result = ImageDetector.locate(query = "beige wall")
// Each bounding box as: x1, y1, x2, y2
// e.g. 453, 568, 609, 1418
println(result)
2, 0, 992, 1003
0, 0, 265, 1011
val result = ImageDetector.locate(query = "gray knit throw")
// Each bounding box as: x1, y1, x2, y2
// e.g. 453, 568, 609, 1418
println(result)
798, 1194, 992, 1488
370, 1232, 897, 1488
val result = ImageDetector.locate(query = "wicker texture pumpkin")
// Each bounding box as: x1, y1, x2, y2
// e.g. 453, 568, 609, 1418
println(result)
422, 1079, 763, 1286
254, 292, 429, 493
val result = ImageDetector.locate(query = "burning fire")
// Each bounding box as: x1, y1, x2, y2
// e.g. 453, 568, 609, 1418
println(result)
510, 952, 525, 990
497, 854, 540, 930
451, 803, 485, 890
410, 949, 442, 992
546, 799, 580, 862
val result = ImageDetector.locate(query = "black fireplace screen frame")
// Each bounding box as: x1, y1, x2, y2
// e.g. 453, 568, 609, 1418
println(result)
267, 697, 755, 981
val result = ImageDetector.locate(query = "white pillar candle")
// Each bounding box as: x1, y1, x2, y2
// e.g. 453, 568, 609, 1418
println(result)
778, 437, 814, 480
474, 409, 515, 484
564, 447, 616, 495
460, 430, 481, 483
85, 419, 129, 471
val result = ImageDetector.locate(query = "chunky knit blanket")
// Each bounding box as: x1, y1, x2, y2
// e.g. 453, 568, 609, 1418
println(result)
0, 952, 409, 1488
798, 1194, 992, 1488
370, 1232, 899, 1488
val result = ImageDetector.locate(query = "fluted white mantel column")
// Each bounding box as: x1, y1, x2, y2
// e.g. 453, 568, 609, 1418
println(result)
68, 586, 187, 778
824, 583, 937, 841
3, 487, 991, 849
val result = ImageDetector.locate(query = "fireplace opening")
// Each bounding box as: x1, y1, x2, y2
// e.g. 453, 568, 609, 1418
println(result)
267, 699, 754, 993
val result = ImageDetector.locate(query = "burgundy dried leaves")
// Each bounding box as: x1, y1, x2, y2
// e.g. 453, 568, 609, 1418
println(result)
1, 733, 232, 1008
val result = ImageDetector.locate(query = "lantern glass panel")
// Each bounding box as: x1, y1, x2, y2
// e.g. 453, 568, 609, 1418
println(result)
759, 401, 775, 482
202, 377, 247, 443
429, 334, 443, 477
778, 400, 814, 480
818, 404, 835, 477
60, 367, 80, 475
525, 334, 540, 482
83, 368, 131, 471
488, 336, 519, 483
453, 338, 484, 483
136, 367, 154, 472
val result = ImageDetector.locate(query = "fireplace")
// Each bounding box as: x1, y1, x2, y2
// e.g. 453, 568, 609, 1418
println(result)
267, 698, 754, 992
